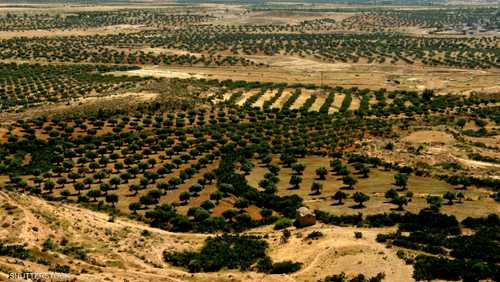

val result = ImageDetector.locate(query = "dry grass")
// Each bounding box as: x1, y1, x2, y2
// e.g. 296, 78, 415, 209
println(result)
246, 156, 496, 220
402, 130, 455, 144
119, 63, 500, 94
0, 190, 414, 282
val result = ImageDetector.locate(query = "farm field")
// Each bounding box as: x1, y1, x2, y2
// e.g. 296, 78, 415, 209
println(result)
0, 1, 498, 282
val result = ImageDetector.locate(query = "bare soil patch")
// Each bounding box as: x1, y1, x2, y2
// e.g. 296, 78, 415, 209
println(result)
113, 67, 206, 80
402, 130, 455, 144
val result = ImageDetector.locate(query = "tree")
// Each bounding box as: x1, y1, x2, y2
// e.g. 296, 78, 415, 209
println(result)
241, 161, 254, 175
140, 195, 158, 208
110, 176, 121, 189
426, 195, 442, 211
385, 188, 399, 201
210, 191, 223, 204
222, 209, 238, 222
189, 183, 203, 196
342, 174, 357, 189
129, 202, 141, 214
192, 207, 210, 222
99, 183, 111, 195
68, 172, 81, 183
62, 160, 74, 172
330, 159, 342, 171
292, 163, 305, 175
315, 166, 328, 180
83, 176, 94, 188
56, 177, 67, 189
179, 191, 190, 205
332, 191, 347, 205
358, 165, 370, 178
456, 192, 464, 203
261, 154, 272, 166
43, 180, 55, 193
74, 182, 86, 195
353, 192, 369, 208
203, 172, 216, 184
234, 198, 249, 212
200, 200, 215, 211
260, 208, 272, 219
311, 182, 323, 195
289, 175, 302, 189
456, 118, 466, 128
256, 256, 273, 273
105, 194, 118, 208
338, 165, 350, 176
443, 191, 456, 205
94, 171, 107, 183
168, 176, 182, 189
269, 164, 281, 176
392, 196, 409, 211
422, 89, 434, 101
87, 189, 101, 202
394, 173, 409, 190
128, 184, 141, 196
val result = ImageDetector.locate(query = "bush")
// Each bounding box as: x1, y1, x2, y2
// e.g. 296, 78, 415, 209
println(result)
164, 234, 268, 272
270, 261, 302, 274
256, 256, 273, 273
50, 264, 70, 273
274, 217, 293, 230
164, 234, 302, 274
321, 272, 385, 282
306, 231, 324, 240
0, 244, 33, 259
42, 238, 56, 251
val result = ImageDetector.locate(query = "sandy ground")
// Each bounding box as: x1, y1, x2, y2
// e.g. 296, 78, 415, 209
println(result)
272, 89, 292, 108
332, 93, 345, 109
348, 96, 360, 111
0, 190, 414, 282
129, 61, 500, 94
112, 67, 206, 80
253, 89, 276, 108
235, 90, 259, 106
309, 94, 326, 112
265, 225, 414, 282
402, 130, 455, 144
0, 25, 145, 39
453, 156, 500, 169
0, 91, 158, 123
290, 92, 311, 110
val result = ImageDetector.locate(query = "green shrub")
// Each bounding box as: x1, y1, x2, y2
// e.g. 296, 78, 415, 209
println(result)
274, 217, 293, 230
270, 261, 302, 274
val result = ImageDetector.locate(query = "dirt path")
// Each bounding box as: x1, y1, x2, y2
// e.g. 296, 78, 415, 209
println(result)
250, 225, 414, 282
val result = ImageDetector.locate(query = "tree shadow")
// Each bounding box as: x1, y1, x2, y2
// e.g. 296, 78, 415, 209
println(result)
340, 186, 354, 190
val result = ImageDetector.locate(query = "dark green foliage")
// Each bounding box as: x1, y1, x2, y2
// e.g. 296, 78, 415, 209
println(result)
50, 264, 71, 273
315, 210, 363, 226
413, 255, 499, 282
270, 261, 302, 274
306, 231, 324, 240
274, 217, 293, 230
0, 244, 33, 259
321, 272, 385, 282
165, 234, 267, 272
399, 209, 460, 235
